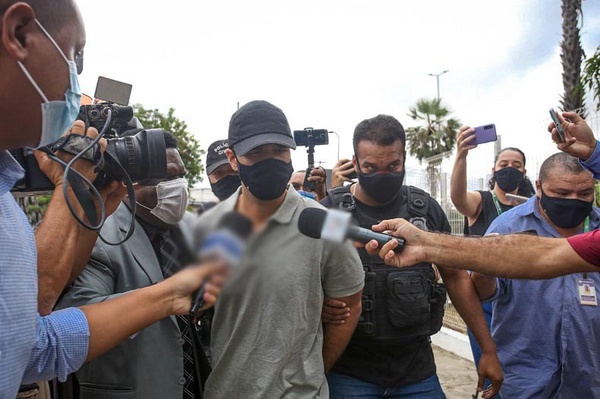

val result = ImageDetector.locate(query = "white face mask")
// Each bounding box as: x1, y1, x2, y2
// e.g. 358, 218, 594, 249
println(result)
17, 19, 82, 148
137, 178, 189, 225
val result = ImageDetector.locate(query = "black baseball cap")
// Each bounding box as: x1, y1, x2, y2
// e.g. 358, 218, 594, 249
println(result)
206, 139, 231, 175
228, 100, 296, 156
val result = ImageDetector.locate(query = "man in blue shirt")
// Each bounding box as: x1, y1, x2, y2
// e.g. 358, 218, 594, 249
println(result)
470, 152, 600, 398
0, 2, 222, 397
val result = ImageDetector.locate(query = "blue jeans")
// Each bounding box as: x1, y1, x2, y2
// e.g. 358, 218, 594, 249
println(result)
328, 372, 446, 399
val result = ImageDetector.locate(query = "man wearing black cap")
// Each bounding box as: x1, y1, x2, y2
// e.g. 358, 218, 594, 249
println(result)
197, 100, 365, 399
206, 139, 240, 202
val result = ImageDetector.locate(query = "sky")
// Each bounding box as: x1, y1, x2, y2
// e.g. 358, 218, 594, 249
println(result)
76, 0, 600, 188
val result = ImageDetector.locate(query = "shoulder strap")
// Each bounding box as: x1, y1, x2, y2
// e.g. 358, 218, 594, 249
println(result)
405, 186, 430, 219
326, 185, 355, 211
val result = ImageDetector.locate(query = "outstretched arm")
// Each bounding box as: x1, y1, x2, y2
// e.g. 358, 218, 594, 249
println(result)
365, 219, 598, 278
450, 126, 483, 221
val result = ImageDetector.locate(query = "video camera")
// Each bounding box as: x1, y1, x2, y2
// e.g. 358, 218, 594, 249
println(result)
10, 77, 167, 195
293, 128, 329, 191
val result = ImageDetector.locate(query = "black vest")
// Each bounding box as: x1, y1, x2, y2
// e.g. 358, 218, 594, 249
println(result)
326, 185, 446, 342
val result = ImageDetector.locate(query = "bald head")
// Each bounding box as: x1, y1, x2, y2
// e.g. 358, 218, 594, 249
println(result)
539, 152, 591, 183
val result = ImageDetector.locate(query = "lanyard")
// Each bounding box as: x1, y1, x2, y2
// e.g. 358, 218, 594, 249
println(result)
582, 216, 591, 280
584, 216, 590, 233
491, 193, 504, 216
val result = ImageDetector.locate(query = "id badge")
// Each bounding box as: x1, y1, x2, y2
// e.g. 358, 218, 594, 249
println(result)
577, 279, 598, 306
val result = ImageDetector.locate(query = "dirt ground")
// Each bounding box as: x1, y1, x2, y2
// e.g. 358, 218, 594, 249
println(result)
433, 345, 479, 399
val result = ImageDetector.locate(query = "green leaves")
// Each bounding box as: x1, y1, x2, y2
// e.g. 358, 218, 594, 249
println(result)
583, 46, 600, 111
133, 105, 205, 187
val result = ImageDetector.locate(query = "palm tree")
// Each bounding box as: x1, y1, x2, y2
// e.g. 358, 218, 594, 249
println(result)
406, 98, 460, 198
406, 98, 460, 161
560, 0, 586, 116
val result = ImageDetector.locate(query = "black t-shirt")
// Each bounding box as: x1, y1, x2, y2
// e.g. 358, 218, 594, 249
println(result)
321, 185, 451, 387
464, 191, 513, 237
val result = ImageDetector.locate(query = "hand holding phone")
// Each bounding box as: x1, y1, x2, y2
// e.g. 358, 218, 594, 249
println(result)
472, 124, 497, 145
331, 158, 357, 188
549, 109, 566, 143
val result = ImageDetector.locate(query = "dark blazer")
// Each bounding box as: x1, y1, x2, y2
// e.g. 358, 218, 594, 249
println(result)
57, 203, 200, 399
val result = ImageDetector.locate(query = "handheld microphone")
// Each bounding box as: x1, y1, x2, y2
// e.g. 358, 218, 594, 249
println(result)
189, 211, 253, 319
297, 207, 404, 250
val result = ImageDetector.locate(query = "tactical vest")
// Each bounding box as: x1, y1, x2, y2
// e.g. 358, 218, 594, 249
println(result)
327, 185, 447, 342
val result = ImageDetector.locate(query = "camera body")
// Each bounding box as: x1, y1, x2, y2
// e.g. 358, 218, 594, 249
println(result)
78, 103, 134, 135
10, 104, 167, 195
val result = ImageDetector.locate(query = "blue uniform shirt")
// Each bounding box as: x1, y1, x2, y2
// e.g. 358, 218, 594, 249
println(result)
485, 195, 600, 399
0, 151, 89, 398
580, 139, 600, 179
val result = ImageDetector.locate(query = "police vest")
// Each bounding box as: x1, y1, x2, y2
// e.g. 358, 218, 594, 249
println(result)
327, 185, 447, 342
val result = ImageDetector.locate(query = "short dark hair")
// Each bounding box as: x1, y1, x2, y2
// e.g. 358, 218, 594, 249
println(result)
353, 114, 406, 155
539, 152, 588, 183
0, 0, 77, 34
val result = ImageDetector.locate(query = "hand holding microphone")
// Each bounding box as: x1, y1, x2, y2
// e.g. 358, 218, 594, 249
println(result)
297, 207, 405, 250
189, 211, 253, 320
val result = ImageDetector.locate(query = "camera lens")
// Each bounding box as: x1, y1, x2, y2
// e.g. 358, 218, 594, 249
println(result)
88, 108, 100, 119
97, 129, 167, 187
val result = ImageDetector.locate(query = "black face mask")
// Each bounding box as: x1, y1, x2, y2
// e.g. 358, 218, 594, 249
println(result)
358, 169, 405, 204
494, 167, 524, 193
238, 158, 294, 201
210, 174, 241, 201
540, 189, 593, 229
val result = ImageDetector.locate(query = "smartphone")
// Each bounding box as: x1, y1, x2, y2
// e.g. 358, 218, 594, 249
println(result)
472, 124, 497, 145
505, 193, 528, 204
549, 108, 566, 143
303, 167, 315, 191
293, 129, 329, 147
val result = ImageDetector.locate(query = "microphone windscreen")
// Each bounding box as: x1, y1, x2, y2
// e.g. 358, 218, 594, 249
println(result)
297, 207, 327, 239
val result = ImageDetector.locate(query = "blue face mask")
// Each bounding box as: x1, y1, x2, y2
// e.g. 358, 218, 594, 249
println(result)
17, 19, 82, 148
297, 190, 317, 200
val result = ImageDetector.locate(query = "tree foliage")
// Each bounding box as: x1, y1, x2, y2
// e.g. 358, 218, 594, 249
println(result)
405, 98, 460, 162
583, 45, 600, 111
134, 105, 205, 187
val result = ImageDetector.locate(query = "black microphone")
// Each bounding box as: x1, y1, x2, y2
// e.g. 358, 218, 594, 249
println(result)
189, 211, 253, 319
297, 207, 404, 250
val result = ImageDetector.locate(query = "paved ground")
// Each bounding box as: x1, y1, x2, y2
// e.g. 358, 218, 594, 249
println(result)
433, 345, 478, 399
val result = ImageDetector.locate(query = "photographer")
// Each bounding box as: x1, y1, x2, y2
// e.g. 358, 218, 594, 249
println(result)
0, 2, 221, 397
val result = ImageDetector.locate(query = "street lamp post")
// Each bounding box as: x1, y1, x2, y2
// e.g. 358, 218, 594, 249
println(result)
328, 131, 341, 162
428, 70, 449, 100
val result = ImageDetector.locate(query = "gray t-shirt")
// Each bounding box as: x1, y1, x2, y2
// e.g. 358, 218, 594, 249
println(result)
197, 188, 364, 399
